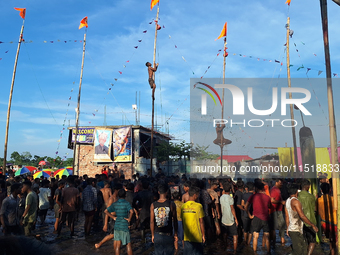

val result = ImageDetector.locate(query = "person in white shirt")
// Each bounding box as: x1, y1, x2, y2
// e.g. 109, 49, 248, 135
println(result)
38, 180, 51, 225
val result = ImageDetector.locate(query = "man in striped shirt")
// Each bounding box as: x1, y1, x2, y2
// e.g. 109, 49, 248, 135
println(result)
104, 189, 134, 255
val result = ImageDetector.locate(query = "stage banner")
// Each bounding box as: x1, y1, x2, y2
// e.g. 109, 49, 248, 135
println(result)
113, 126, 132, 162
71, 127, 95, 143
94, 128, 113, 162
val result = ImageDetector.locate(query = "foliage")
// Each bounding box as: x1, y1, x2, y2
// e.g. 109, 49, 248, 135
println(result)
156, 141, 191, 162
191, 144, 220, 160
6, 151, 73, 168
156, 141, 218, 162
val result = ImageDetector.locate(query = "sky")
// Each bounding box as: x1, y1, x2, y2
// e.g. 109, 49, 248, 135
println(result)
0, 0, 339, 161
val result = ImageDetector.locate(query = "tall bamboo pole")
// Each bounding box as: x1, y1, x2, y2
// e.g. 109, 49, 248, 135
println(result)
3, 19, 25, 174
285, 17, 299, 173
220, 37, 227, 176
319, 0, 340, 251
150, 5, 159, 177
73, 30, 87, 175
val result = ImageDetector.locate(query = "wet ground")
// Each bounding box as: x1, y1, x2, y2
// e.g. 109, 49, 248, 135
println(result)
1, 210, 332, 255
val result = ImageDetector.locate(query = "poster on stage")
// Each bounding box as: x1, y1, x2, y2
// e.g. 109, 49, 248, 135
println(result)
93, 128, 113, 162
113, 126, 132, 162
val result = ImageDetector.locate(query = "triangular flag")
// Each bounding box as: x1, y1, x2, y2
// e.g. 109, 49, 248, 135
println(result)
285, 0, 291, 5
318, 70, 323, 76
151, 0, 159, 10
215, 22, 227, 41
79, 16, 88, 29
297, 65, 304, 71
14, 8, 26, 19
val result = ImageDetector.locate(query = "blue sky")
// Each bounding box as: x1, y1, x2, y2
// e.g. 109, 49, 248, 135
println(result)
0, 0, 339, 160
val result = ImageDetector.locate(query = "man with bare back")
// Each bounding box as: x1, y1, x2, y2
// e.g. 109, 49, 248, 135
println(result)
95, 184, 122, 249
146, 62, 158, 100
101, 182, 112, 209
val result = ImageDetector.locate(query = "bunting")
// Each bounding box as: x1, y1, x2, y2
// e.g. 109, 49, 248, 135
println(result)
14, 8, 26, 19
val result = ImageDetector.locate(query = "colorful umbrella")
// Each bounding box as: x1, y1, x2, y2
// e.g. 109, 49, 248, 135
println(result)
65, 166, 73, 171
24, 166, 37, 171
54, 169, 71, 178
15, 167, 30, 176
39, 160, 50, 166
33, 170, 52, 179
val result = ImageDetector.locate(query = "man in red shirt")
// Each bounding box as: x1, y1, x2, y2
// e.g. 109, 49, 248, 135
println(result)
270, 178, 286, 246
245, 182, 271, 254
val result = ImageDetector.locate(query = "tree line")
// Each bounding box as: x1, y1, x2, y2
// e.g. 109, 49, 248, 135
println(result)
0, 151, 73, 169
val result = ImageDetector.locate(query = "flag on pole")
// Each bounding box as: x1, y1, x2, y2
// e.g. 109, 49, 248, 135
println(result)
215, 22, 227, 41
285, 0, 291, 5
14, 8, 26, 19
79, 17, 88, 29
151, 0, 159, 10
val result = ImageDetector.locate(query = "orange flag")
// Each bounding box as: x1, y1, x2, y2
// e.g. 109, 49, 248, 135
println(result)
285, 0, 291, 5
215, 22, 227, 41
79, 16, 88, 29
14, 8, 26, 19
151, 0, 159, 10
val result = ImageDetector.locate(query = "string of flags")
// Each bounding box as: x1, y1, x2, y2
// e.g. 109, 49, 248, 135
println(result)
88, 18, 163, 118
0, 40, 85, 44
55, 86, 74, 158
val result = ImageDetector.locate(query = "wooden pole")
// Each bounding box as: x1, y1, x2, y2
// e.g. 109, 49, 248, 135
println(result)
319, 0, 340, 250
3, 19, 25, 174
150, 5, 159, 177
285, 17, 299, 173
73, 30, 87, 175
220, 37, 227, 176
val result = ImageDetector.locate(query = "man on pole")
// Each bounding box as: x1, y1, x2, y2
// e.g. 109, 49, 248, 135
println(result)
146, 62, 158, 100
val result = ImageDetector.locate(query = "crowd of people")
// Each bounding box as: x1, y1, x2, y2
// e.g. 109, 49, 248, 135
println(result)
0, 167, 337, 255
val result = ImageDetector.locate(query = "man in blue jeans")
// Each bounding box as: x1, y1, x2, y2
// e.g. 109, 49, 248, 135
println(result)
150, 183, 178, 255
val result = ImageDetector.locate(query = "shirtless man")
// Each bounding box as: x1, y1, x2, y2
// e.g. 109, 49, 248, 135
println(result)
101, 181, 112, 208
95, 184, 121, 249
146, 62, 158, 100
181, 181, 191, 203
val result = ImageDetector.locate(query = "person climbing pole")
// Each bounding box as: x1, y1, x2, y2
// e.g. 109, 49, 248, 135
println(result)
146, 62, 158, 100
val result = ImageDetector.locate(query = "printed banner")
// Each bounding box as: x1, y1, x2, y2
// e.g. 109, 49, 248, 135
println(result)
94, 128, 113, 162
71, 128, 95, 143
113, 126, 132, 162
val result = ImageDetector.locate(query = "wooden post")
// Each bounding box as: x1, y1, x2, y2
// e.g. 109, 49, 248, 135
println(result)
319, 0, 340, 250
150, 5, 159, 177
73, 30, 87, 175
285, 17, 299, 173
3, 20, 25, 174
220, 37, 227, 176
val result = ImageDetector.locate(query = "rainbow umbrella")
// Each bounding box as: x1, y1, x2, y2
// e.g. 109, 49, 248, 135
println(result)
65, 166, 73, 171
33, 170, 52, 179
15, 167, 30, 176
54, 169, 71, 178
24, 166, 37, 172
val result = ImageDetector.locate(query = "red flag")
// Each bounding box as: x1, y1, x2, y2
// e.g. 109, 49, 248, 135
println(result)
14, 8, 26, 19
285, 0, 291, 5
215, 22, 227, 41
151, 0, 159, 10
79, 16, 88, 29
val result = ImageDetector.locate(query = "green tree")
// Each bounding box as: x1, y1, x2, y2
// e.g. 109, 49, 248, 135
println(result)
10, 151, 22, 165
62, 158, 74, 167
191, 144, 219, 160
156, 141, 192, 162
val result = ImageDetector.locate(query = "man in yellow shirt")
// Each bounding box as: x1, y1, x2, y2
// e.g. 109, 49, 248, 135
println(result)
181, 186, 205, 255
